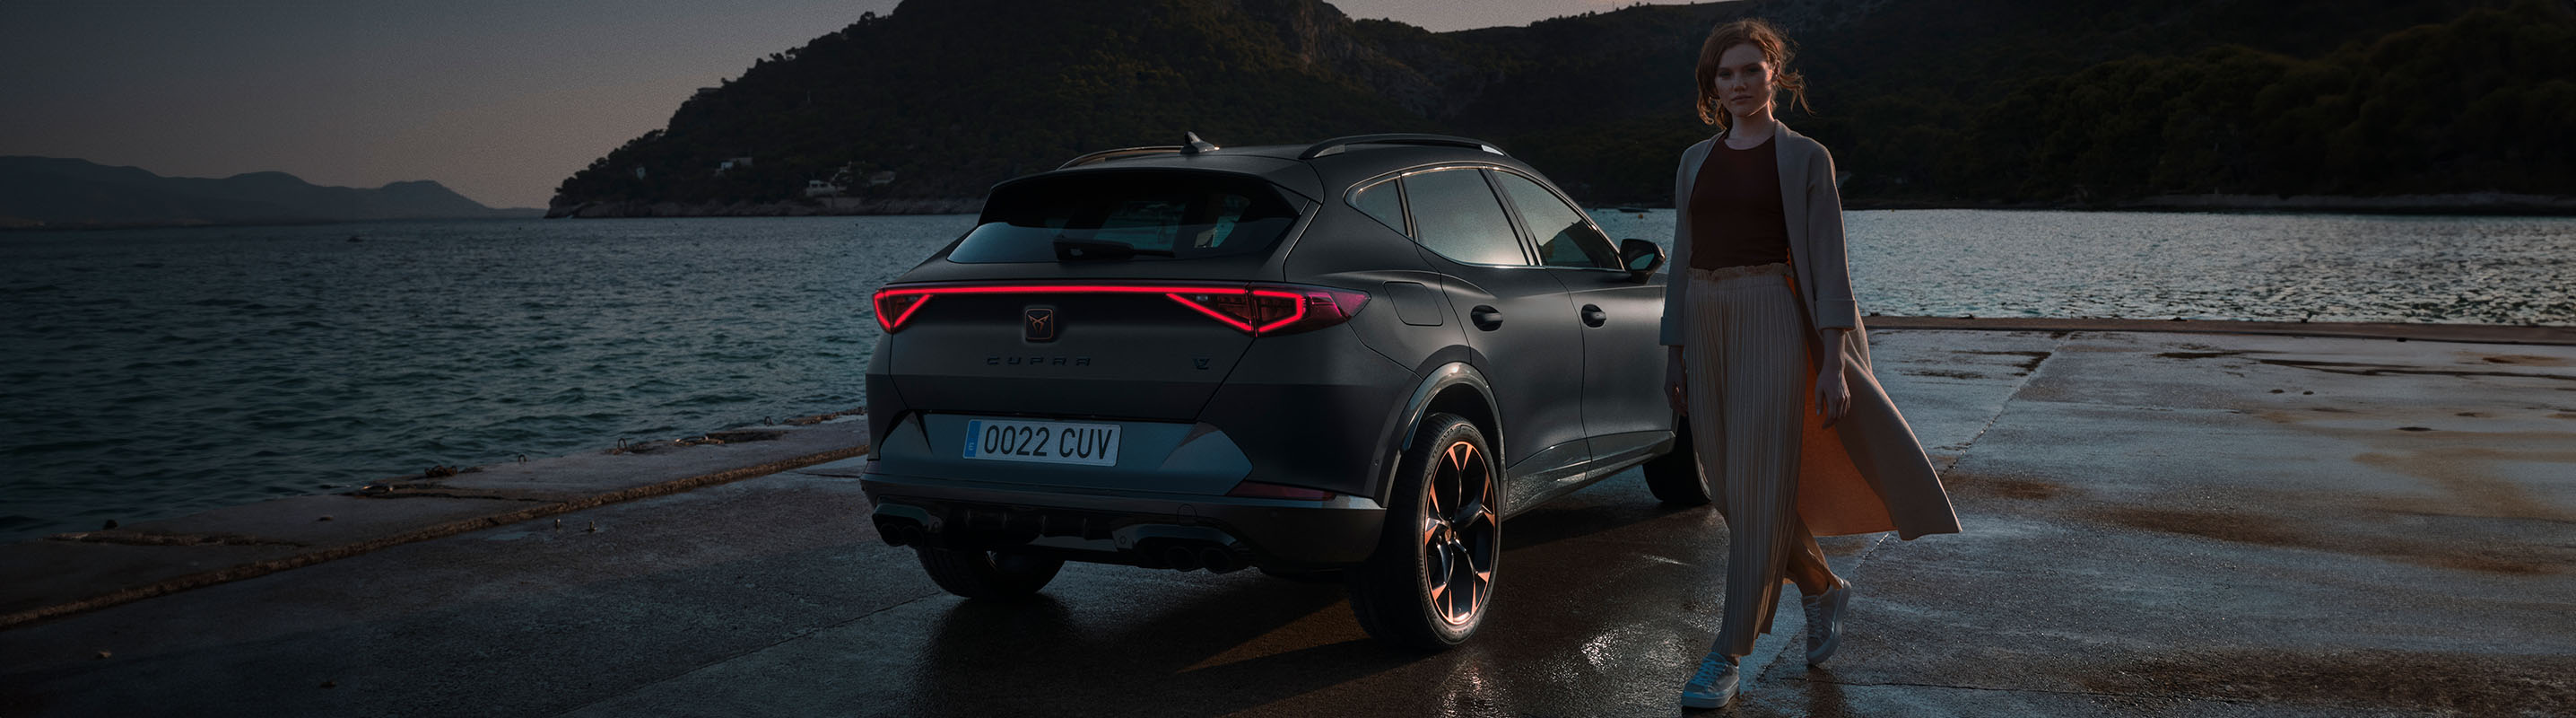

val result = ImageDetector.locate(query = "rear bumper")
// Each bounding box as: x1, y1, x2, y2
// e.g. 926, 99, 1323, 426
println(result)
859, 463, 1386, 569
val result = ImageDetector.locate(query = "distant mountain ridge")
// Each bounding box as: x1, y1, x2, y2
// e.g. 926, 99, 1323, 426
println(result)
548, 0, 2572, 214
0, 157, 531, 227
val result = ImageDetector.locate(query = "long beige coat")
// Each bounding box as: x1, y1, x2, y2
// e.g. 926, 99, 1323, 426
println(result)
1658, 121, 1961, 540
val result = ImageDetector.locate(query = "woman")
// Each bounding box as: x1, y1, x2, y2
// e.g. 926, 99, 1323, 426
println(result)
1660, 19, 1961, 709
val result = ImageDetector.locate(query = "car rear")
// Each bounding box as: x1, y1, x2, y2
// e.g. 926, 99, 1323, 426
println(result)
859, 166, 1397, 573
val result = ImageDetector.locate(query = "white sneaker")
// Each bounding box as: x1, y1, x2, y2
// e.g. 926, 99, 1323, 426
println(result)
1678, 650, 1739, 709
1803, 578, 1852, 666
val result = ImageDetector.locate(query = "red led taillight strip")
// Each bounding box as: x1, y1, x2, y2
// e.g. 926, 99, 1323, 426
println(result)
869, 283, 1365, 336
1163, 289, 1309, 333
872, 292, 933, 333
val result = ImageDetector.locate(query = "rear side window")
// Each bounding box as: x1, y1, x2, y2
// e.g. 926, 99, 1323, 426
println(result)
1402, 168, 1527, 266
1351, 180, 1406, 235
949, 171, 1301, 263
1493, 171, 1620, 269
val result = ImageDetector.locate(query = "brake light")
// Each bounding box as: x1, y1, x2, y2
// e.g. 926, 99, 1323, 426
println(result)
873, 292, 932, 332
868, 283, 1368, 336
1164, 286, 1369, 335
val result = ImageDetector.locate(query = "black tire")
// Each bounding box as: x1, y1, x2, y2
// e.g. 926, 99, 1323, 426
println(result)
1347, 412, 1501, 651
1642, 416, 1712, 505
915, 547, 1065, 600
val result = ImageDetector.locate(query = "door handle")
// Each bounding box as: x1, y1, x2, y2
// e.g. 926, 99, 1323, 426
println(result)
1580, 304, 1606, 328
1470, 305, 1504, 330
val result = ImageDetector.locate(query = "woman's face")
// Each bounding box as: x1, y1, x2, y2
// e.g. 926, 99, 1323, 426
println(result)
1711, 42, 1773, 118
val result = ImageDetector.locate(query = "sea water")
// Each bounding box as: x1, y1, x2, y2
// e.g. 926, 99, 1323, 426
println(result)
3, 210, 2570, 541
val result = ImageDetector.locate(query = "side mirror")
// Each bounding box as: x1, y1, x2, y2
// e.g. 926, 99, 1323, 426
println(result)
1619, 239, 1666, 283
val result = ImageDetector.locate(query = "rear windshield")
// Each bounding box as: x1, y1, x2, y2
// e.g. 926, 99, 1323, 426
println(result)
947, 171, 1302, 263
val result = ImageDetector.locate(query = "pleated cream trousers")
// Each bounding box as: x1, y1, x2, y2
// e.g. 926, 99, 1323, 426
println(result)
1684, 263, 1806, 657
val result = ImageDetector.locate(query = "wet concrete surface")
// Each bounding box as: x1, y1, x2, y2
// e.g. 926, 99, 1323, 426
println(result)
0, 416, 868, 628
1, 328, 2570, 717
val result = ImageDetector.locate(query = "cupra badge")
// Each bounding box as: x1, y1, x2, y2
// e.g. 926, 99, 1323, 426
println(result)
1024, 307, 1057, 342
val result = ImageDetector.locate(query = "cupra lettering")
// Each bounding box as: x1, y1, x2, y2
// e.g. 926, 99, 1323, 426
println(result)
987, 355, 1092, 366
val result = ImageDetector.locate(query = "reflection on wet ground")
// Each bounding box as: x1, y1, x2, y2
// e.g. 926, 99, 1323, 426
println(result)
1, 329, 2570, 717
2078, 649, 2576, 715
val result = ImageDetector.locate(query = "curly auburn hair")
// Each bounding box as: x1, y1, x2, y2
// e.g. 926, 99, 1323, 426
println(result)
1694, 18, 1812, 128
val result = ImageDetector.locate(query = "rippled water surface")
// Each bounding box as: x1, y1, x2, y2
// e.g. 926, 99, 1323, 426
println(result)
0, 217, 971, 541
1593, 209, 2576, 325
4, 211, 2571, 541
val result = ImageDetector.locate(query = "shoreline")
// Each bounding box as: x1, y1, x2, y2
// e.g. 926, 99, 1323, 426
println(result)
0, 213, 546, 232
543, 197, 984, 219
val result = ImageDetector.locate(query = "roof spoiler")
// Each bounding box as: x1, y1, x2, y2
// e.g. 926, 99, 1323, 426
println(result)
1057, 145, 1184, 170
1057, 132, 1223, 170
1299, 134, 1504, 160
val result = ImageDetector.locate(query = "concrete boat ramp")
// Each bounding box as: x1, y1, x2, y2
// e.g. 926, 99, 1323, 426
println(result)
1, 320, 2569, 717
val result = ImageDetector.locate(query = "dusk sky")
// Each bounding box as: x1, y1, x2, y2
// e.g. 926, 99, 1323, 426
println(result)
0, 0, 1689, 209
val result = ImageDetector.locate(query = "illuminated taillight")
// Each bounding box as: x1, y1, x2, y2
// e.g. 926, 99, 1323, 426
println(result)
866, 282, 1366, 336
872, 290, 930, 332
1287, 287, 1371, 330
1226, 480, 1337, 500
1165, 286, 1370, 336
1163, 289, 1306, 333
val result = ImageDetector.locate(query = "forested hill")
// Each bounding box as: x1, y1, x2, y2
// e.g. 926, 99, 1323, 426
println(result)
547, 0, 2573, 215
1, 157, 527, 227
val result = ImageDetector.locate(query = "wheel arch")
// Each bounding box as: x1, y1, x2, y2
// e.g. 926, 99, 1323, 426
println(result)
1378, 361, 1502, 506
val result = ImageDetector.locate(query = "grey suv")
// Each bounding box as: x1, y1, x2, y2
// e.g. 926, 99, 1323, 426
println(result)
861, 133, 1706, 649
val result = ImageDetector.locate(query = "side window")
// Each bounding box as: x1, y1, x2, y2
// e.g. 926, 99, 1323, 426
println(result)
1351, 180, 1406, 236
1494, 171, 1619, 269
1401, 168, 1527, 266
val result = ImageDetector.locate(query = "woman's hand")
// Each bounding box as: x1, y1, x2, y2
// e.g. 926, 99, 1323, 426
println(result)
1666, 345, 1687, 416
1815, 328, 1850, 428
1815, 368, 1849, 429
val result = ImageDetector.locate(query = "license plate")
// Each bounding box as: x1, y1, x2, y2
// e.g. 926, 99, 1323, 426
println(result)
962, 418, 1120, 467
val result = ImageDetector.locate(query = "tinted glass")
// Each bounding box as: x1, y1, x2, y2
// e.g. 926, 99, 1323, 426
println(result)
949, 171, 1300, 263
1494, 171, 1620, 269
1402, 169, 1526, 266
1351, 180, 1406, 235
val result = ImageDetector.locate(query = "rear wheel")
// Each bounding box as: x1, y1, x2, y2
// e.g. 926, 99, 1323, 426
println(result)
1642, 416, 1712, 505
1348, 413, 1500, 651
915, 547, 1065, 600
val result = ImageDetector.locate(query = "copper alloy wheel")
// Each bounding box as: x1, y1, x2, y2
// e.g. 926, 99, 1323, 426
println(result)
1421, 439, 1497, 626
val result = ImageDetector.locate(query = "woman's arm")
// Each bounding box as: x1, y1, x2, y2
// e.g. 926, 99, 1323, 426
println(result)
1663, 144, 1700, 415
1805, 147, 1858, 331
1658, 147, 1699, 348
1808, 145, 1854, 427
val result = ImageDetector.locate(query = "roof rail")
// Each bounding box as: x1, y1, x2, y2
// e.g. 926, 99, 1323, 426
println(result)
1298, 134, 1503, 160
1057, 132, 1223, 170
1057, 145, 1186, 170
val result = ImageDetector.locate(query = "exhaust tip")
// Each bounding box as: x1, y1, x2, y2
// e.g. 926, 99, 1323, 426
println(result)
1163, 546, 1203, 572
1200, 547, 1240, 574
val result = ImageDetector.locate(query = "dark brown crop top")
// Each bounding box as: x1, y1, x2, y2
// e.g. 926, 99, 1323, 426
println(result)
1687, 134, 1790, 270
